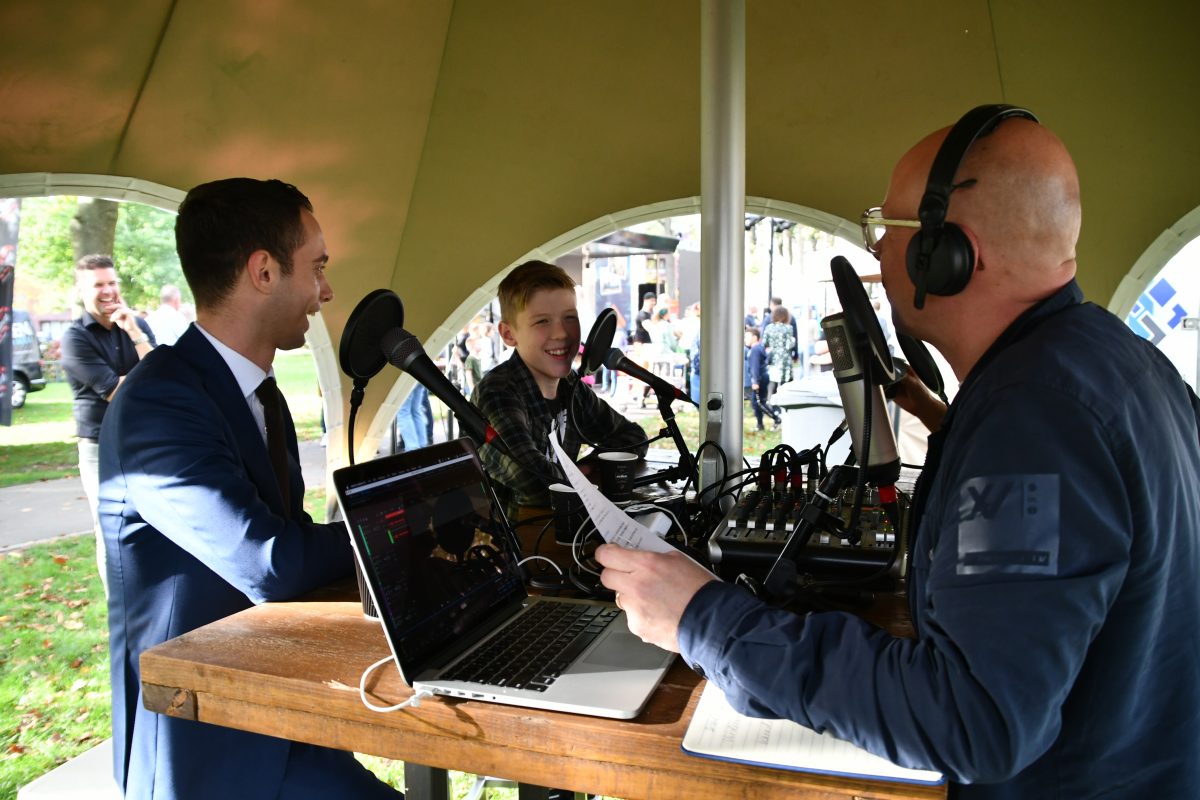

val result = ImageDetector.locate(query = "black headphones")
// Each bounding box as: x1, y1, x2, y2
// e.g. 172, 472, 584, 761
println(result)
906, 103, 1039, 309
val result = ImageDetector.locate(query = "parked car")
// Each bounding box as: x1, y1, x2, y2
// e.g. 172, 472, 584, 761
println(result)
9, 310, 47, 408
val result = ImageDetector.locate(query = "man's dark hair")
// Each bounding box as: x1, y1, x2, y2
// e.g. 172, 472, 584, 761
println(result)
76, 254, 115, 273
745, 326, 761, 341
642, 292, 656, 302
175, 178, 312, 310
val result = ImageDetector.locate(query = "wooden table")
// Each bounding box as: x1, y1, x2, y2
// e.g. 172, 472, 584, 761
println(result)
140, 583, 945, 800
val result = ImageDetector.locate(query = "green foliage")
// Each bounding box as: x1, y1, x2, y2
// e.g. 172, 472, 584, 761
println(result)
11, 197, 185, 314
113, 202, 186, 310
12, 197, 76, 305
0, 536, 110, 800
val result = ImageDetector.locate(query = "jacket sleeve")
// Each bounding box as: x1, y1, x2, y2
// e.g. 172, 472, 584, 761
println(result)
104, 366, 352, 604
678, 384, 1132, 783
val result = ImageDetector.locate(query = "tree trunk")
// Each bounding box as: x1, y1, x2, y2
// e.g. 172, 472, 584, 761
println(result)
71, 197, 118, 261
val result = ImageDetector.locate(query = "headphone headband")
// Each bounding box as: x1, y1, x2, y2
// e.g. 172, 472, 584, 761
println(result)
907, 103, 1039, 309
920, 104, 1040, 230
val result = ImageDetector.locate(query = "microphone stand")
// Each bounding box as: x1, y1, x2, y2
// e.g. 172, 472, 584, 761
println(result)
761, 464, 859, 601
630, 385, 696, 487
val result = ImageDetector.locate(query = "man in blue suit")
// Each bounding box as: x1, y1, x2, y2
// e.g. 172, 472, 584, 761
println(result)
100, 178, 401, 799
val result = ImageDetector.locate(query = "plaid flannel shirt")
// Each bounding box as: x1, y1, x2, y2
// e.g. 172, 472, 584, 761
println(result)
470, 351, 647, 519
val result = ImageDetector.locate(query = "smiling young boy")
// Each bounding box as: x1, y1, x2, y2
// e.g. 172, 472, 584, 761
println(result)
471, 260, 646, 518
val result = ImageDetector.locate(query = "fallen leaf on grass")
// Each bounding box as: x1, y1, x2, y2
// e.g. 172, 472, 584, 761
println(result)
9, 743, 26, 754
70, 657, 84, 668
52, 554, 69, 565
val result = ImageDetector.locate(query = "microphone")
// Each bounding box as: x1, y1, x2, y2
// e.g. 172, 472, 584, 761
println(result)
579, 307, 617, 377
821, 314, 900, 486
381, 327, 503, 450
602, 347, 698, 406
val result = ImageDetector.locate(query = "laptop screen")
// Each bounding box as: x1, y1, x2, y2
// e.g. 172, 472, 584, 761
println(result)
335, 438, 526, 676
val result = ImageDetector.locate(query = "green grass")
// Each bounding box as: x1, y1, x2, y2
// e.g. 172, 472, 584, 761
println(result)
0, 351, 325, 489
5, 383, 75, 429
273, 350, 324, 442
0, 538, 557, 800
0, 442, 79, 488
634, 400, 782, 463
0, 535, 110, 800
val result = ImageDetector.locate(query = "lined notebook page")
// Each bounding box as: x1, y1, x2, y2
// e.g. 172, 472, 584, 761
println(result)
682, 683, 944, 786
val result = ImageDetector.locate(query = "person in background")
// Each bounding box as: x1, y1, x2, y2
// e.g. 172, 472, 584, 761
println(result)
744, 326, 778, 431
396, 384, 432, 450
761, 295, 799, 362
596, 108, 1200, 797
634, 291, 656, 346
145, 283, 190, 346
744, 304, 760, 329
599, 303, 628, 397
60, 254, 156, 594
761, 304, 796, 414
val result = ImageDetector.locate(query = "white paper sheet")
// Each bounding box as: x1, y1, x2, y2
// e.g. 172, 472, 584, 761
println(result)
547, 434, 676, 553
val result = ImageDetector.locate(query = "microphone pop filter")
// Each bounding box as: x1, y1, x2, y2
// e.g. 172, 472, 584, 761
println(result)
580, 307, 617, 376
339, 289, 405, 381
829, 256, 895, 384
897, 332, 946, 400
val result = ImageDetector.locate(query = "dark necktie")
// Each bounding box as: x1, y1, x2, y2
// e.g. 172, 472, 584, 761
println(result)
254, 377, 291, 510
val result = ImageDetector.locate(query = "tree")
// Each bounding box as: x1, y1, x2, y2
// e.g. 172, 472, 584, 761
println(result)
113, 202, 185, 310
71, 197, 118, 261
11, 196, 185, 315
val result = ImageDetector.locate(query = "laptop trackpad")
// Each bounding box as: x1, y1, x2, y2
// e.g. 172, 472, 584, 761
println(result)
581, 632, 670, 669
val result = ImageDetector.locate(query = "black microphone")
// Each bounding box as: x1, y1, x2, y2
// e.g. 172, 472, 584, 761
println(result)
821, 313, 900, 486
579, 307, 617, 377
381, 327, 503, 450
602, 347, 698, 406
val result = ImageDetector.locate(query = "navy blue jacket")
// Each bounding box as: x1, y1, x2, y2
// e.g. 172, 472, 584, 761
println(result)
100, 327, 394, 799
680, 281, 1200, 797
746, 342, 769, 387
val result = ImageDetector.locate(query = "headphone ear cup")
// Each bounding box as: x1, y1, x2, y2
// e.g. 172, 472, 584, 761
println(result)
906, 223, 975, 297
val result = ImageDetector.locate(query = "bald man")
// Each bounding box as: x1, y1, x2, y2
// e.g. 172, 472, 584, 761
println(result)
598, 108, 1200, 797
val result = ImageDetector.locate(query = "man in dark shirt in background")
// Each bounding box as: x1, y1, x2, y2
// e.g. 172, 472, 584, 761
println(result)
60, 254, 156, 593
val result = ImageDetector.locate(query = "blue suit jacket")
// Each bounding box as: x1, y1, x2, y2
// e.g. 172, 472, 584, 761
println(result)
100, 327, 359, 799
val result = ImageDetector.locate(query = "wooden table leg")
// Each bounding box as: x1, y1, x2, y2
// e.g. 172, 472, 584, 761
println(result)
404, 763, 449, 800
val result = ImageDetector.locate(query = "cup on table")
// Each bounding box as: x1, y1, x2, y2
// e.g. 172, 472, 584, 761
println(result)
597, 451, 638, 503
549, 482, 588, 545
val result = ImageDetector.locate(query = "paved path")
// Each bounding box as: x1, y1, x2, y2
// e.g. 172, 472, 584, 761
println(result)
0, 440, 329, 551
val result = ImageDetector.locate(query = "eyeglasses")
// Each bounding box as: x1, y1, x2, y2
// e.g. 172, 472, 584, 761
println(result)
860, 207, 922, 257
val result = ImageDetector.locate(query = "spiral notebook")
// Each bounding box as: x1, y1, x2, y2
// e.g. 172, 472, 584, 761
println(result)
682, 683, 944, 786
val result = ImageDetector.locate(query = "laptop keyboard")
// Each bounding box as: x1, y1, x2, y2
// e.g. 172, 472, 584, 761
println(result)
444, 602, 620, 692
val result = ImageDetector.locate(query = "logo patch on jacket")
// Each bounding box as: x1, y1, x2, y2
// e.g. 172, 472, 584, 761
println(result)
956, 474, 1059, 576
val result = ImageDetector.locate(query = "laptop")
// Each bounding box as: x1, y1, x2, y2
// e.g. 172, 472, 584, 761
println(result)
333, 437, 676, 719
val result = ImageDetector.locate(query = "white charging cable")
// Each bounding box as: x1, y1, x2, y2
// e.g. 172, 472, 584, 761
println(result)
517, 555, 564, 576
358, 654, 434, 713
